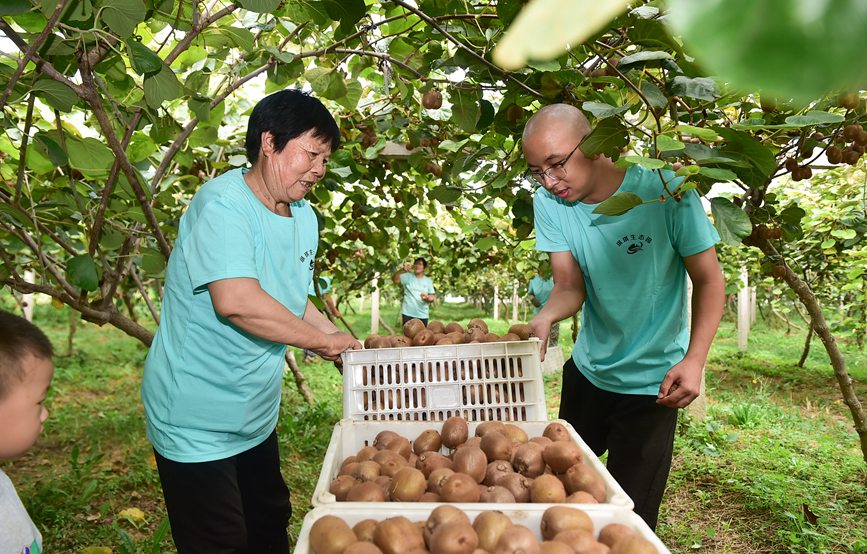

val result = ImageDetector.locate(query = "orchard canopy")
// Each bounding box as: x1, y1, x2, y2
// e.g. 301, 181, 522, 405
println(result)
0, 1, 865, 459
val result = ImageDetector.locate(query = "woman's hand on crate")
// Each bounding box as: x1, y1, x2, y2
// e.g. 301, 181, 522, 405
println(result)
312, 331, 361, 361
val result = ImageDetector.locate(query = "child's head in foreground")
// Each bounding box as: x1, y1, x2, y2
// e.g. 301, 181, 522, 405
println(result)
0, 310, 54, 460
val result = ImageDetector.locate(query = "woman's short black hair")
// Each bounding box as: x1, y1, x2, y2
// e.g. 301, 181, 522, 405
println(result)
245, 89, 340, 165
414, 257, 428, 268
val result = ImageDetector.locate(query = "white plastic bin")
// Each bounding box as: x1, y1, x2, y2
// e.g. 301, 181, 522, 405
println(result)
341, 339, 546, 422
294, 504, 669, 554
311, 419, 633, 509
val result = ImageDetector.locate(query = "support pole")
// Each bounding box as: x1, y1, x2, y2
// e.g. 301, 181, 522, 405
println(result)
371, 276, 380, 335
738, 267, 750, 351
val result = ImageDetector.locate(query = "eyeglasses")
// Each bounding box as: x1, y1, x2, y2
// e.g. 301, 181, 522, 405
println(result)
524, 142, 581, 186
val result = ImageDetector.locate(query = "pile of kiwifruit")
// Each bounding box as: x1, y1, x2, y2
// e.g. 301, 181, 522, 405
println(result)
308, 505, 660, 554
329, 417, 607, 504
364, 319, 534, 349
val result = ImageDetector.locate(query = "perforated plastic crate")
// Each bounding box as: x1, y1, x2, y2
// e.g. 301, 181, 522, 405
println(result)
341, 339, 546, 422
294, 505, 670, 554
311, 419, 633, 509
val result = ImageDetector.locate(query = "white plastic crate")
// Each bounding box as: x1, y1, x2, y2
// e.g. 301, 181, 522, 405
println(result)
311, 419, 633, 509
294, 504, 670, 554
341, 339, 546, 422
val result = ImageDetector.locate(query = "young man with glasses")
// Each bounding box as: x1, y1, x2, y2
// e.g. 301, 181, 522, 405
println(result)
523, 103, 725, 530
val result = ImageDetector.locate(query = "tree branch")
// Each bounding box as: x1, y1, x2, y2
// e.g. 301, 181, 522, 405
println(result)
13, 94, 34, 202
0, 0, 71, 111
390, 0, 544, 99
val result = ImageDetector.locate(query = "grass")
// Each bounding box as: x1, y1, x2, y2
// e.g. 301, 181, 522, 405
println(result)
1, 299, 866, 553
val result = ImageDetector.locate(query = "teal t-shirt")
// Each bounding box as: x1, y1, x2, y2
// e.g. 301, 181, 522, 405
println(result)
141, 168, 318, 462
534, 165, 720, 395
399, 273, 435, 319
528, 275, 554, 315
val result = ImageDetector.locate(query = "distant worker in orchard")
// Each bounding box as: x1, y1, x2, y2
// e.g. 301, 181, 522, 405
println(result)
392, 257, 436, 326
527, 264, 558, 347
522, 103, 725, 530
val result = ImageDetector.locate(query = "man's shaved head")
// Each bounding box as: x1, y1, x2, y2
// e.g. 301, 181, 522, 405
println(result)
523, 103, 592, 143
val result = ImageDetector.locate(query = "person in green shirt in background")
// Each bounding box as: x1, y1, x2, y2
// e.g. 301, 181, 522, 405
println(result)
392, 257, 436, 326
527, 264, 558, 347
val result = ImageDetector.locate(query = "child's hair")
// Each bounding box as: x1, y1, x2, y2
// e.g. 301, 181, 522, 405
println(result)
0, 310, 53, 400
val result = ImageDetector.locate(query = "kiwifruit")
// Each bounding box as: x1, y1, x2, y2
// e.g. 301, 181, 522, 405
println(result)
407, 452, 418, 467
372, 449, 405, 467
357, 445, 380, 462
346, 481, 387, 502
598, 523, 636, 548
561, 463, 606, 502
375, 475, 393, 490
551, 529, 596, 554
446, 331, 466, 344
391, 335, 412, 347
412, 429, 443, 454
422, 90, 443, 110
417, 451, 452, 477
428, 467, 455, 494
459, 436, 483, 450
539, 541, 574, 554
429, 521, 479, 554
309, 515, 358, 554
540, 506, 593, 540
475, 421, 505, 437
506, 104, 525, 124
512, 442, 546, 478
493, 525, 541, 554
403, 318, 426, 339
374, 431, 401, 450
838, 92, 860, 110
440, 472, 482, 502
385, 436, 413, 460
507, 324, 532, 340
441, 416, 469, 449
436, 337, 456, 345
341, 455, 359, 469
389, 466, 427, 502
500, 333, 520, 341
467, 318, 489, 334
565, 491, 599, 504
424, 505, 471, 546
500, 424, 528, 444
543, 441, 584, 474
529, 436, 553, 448
542, 422, 570, 442
844, 123, 863, 141
827, 145, 843, 164
857, 129, 867, 146
473, 511, 512, 552
420, 491, 441, 502
340, 461, 361, 477
464, 329, 486, 343
480, 432, 514, 462
530, 474, 567, 503
353, 519, 378, 542
345, 542, 384, 554
484, 460, 514, 485
444, 322, 464, 334
375, 516, 426, 554
452, 446, 488, 483
427, 320, 446, 334
496, 472, 532, 502
479, 485, 516, 503
367, 336, 392, 349
351, 460, 381, 482
609, 536, 658, 554
330, 475, 358, 500
844, 147, 862, 165
364, 335, 383, 348
413, 329, 437, 346
483, 333, 501, 343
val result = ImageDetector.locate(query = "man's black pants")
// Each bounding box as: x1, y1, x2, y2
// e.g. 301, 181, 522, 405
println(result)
401, 314, 428, 326
154, 430, 291, 553
558, 358, 678, 530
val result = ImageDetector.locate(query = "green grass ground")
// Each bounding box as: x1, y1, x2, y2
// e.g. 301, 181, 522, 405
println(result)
2, 301, 866, 553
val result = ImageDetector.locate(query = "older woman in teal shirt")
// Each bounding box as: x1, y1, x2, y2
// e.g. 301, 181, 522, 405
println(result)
142, 89, 360, 553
